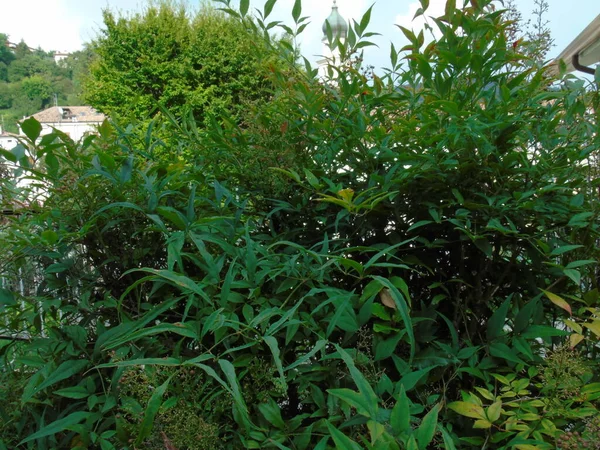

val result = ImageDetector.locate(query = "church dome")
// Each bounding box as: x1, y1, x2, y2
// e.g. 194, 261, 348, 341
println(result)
322, 1, 347, 40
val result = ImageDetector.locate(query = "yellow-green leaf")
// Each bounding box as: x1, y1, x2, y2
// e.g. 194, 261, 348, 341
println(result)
486, 401, 502, 422
519, 413, 541, 421
474, 387, 495, 401
338, 188, 355, 202
570, 333, 585, 347
541, 290, 571, 315
473, 419, 492, 429
564, 319, 582, 334
584, 320, 600, 337
367, 420, 385, 445
448, 401, 485, 420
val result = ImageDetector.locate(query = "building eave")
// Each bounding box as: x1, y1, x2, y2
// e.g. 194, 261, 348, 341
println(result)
551, 14, 600, 75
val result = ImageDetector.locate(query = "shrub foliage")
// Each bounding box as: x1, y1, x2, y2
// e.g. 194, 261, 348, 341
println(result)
84, 2, 282, 129
1, 0, 599, 449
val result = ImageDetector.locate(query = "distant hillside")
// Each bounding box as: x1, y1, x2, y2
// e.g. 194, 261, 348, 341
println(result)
0, 34, 93, 132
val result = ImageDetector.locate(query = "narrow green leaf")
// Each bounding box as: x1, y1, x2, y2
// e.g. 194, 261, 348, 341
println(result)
292, 0, 301, 23
264, 0, 277, 18
445, 0, 456, 17
103, 323, 197, 350
124, 268, 210, 304
489, 342, 526, 365
218, 359, 249, 415
53, 386, 89, 399
390, 386, 410, 434
95, 357, 182, 369
513, 299, 539, 334
568, 212, 594, 226
438, 425, 457, 450
416, 404, 440, 449
18, 412, 91, 445
408, 220, 433, 232
390, 42, 398, 68
328, 388, 371, 417
550, 244, 583, 256
264, 336, 287, 390
266, 297, 304, 335
326, 422, 362, 450
136, 375, 172, 445
563, 268, 581, 285
399, 366, 435, 391
240, 0, 249, 16
371, 276, 414, 362
258, 398, 285, 429
23, 359, 89, 403
406, 435, 419, 450
359, 5, 373, 34
335, 345, 379, 419
285, 339, 327, 371
520, 325, 569, 339
156, 206, 188, 230
119, 155, 133, 183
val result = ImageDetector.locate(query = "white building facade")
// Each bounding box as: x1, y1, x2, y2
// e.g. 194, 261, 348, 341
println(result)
0, 126, 19, 150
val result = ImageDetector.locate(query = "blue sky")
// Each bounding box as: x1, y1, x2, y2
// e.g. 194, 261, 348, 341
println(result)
1, 0, 599, 71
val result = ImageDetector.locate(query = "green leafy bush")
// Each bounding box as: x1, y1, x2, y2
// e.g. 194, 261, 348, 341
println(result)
1, 0, 599, 449
84, 1, 283, 130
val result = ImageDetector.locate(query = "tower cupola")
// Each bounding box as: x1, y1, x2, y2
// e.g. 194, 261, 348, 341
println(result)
322, 1, 347, 42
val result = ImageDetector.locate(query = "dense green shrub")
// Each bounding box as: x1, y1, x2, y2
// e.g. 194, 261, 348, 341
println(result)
84, 1, 283, 130
1, 0, 599, 449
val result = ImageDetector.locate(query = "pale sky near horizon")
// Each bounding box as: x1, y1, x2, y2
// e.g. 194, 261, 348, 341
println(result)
1, 0, 599, 71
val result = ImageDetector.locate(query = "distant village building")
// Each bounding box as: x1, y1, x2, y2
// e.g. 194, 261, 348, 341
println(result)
0, 125, 19, 150
20, 106, 106, 142
53, 51, 70, 64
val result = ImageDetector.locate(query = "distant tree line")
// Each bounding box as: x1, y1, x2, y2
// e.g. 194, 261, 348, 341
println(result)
0, 34, 92, 132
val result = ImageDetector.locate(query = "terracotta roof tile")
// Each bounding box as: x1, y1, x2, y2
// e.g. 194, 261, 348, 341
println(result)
26, 106, 106, 124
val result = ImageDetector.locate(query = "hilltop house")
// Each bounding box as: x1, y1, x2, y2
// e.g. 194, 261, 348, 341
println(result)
20, 106, 106, 142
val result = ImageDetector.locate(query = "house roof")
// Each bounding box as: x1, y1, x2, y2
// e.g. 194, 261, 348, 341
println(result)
26, 106, 106, 124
